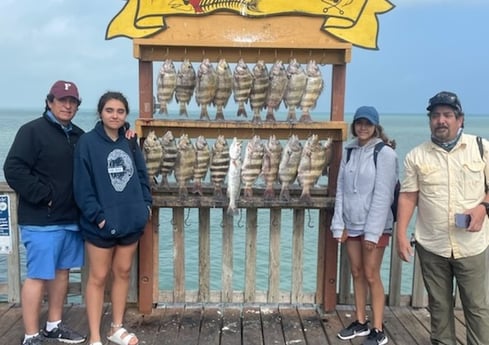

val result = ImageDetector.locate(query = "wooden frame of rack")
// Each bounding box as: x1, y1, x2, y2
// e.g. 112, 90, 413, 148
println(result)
133, 13, 351, 314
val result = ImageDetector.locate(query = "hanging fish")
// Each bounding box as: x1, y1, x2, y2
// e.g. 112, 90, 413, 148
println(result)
278, 134, 303, 201
213, 58, 233, 121
156, 59, 177, 116
158, 130, 178, 189
283, 58, 307, 122
192, 135, 211, 196
210, 135, 230, 199
297, 134, 329, 203
241, 135, 264, 199
261, 135, 283, 200
142, 130, 163, 189
249, 60, 269, 123
174, 134, 196, 198
265, 60, 288, 122
227, 137, 242, 216
195, 58, 217, 121
233, 58, 253, 118
299, 60, 324, 122
175, 59, 197, 117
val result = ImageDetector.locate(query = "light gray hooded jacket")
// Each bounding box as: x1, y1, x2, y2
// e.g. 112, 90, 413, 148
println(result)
331, 137, 399, 244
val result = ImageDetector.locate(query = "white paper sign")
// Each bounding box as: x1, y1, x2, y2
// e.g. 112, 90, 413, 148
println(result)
0, 195, 12, 254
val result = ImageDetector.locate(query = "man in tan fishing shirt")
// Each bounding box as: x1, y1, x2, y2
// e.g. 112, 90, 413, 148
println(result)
396, 91, 489, 345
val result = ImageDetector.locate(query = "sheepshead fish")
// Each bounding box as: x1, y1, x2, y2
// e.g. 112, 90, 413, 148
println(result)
156, 59, 177, 116
322, 137, 334, 177
265, 60, 288, 122
195, 58, 217, 121
297, 134, 329, 203
283, 59, 307, 122
233, 58, 253, 117
278, 134, 303, 201
241, 135, 264, 199
192, 135, 211, 195
174, 134, 196, 198
261, 135, 283, 200
227, 137, 242, 216
249, 60, 269, 123
158, 130, 178, 189
210, 135, 230, 199
213, 58, 233, 121
299, 60, 324, 122
143, 130, 163, 188
175, 59, 196, 117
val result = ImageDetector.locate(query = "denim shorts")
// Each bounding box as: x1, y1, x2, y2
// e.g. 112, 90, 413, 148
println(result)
83, 230, 143, 249
21, 229, 84, 280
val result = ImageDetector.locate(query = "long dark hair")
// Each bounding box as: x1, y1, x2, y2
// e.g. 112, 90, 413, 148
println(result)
350, 122, 396, 149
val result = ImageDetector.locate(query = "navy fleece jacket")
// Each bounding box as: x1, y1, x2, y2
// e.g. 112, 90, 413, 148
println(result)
73, 121, 152, 240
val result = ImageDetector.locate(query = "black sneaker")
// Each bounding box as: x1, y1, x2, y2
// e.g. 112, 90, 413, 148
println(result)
41, 322, 86, 344
21, 335, 43, 345
363, 328, 388, 345
337, 320, 370, 340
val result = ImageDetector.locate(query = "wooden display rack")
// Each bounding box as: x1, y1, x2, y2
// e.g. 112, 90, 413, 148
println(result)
133, 13, 351, 314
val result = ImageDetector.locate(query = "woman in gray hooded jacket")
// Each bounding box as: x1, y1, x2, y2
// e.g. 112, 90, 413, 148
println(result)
331, 106, 398, 345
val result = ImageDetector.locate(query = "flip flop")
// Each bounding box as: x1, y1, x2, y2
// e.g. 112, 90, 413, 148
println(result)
107, 327, 138, 345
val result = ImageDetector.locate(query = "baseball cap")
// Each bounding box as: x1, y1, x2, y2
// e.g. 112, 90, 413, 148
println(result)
353, 106, 379, 125
49, 80, 80, 103
427, 91, 462, 112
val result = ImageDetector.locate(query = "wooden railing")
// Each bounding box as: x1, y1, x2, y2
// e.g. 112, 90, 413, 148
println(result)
0, 181, 430, 309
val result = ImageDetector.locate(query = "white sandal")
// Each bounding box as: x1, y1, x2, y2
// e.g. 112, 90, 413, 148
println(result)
107, 327, 138, 345
90, 342, 103, 345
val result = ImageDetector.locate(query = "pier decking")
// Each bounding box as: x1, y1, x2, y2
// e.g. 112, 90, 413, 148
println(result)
0, 303, 468, 345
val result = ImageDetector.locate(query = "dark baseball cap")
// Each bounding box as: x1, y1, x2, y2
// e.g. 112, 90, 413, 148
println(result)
353, 106, 379, 125
49, 80, 80, 103
427, 91, 462, 112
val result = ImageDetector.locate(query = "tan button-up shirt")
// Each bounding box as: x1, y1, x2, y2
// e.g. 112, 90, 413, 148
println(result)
401, 133, 489, 258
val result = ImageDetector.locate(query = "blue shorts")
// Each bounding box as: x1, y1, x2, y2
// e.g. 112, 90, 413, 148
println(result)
21, 229, 84, 280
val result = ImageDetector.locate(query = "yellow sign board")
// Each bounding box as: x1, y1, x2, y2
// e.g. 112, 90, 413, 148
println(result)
107, 0, 395, 49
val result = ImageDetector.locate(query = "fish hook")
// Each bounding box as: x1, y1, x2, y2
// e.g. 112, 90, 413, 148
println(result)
271, 216, 279, 227
307, 209, 314, 228
237, 209, 244, 227
184, 208, 192, 226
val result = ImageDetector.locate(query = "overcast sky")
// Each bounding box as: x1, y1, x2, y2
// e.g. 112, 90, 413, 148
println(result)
1, 1, 488, 115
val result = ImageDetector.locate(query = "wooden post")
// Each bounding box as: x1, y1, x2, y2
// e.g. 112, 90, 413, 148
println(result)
138, 208, 158, 314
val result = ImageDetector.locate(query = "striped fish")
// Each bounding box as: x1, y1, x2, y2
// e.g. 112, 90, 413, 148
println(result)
299, 60, 324, 122
227, 137, 242, 216
142, 130, 163, 188
195, 58, 217, 121
261, 135, 283, 200
174, 134, 196, 198
156, 59, 177, 116
249, 60, 269, 123
213, 58, 233, 121
175, 59, 197, 117
158, 131, 177, 189
278, 134, 303, 201
210, 135, 230, 199
241, 135, 264, 199
233, 58, 253, 117
297, 134, 329, 203
283, 59, 307, 122
192, 135, 211, 195
265, 60, 288, 122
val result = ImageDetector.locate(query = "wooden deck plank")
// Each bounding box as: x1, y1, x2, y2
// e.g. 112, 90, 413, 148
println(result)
176, 305, 202, 344
392, 307, 431, 345
0, 304, 23, 343
242, 306, 263, 345
157, 305, 184, 345
198, 306, 222, 345
123, 305, 165, 345
318, 310, 349, 345
297, 306, 329, 345
279, 305, 307, 345
261, 305, 284, 345
221, 306, 241, 345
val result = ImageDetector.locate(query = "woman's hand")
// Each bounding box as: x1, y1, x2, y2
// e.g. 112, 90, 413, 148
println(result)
98, 220, 106, 229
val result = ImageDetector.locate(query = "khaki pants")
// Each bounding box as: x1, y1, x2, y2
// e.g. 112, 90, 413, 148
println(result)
417, 244, 489, 345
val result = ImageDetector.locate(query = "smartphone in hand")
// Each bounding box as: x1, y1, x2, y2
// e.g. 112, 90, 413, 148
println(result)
455, 213, 471, 228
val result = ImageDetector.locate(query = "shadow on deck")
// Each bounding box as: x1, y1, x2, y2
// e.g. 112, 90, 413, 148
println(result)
0, 303, 468, 345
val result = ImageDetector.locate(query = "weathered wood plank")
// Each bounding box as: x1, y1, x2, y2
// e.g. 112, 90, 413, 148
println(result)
173, 208, 185, 302
291, 209, 305, 303
221, 307, 242, 345
176, 305, 202, 344
318, 309, 349, 345
198, 208, 211, 302
394, 307, 431, 345
222, 211, 234, 302
298, 306, 329, 345
124, 306, 165, 345
245, 209, 258, 303
261, 305, 284, 345
279, 305, 307, 345
268, 209, 281, 303
198, 306, 222, 345
242, 306, 263, 345
158, 305, 184, 345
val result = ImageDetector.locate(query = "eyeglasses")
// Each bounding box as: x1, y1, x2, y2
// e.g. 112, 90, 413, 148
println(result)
428, 92, 462, 112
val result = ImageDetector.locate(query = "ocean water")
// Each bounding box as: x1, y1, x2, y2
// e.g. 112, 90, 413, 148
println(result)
1, 108, 488, 297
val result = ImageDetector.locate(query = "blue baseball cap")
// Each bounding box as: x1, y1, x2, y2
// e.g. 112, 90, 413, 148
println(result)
353, 106, 379, 125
